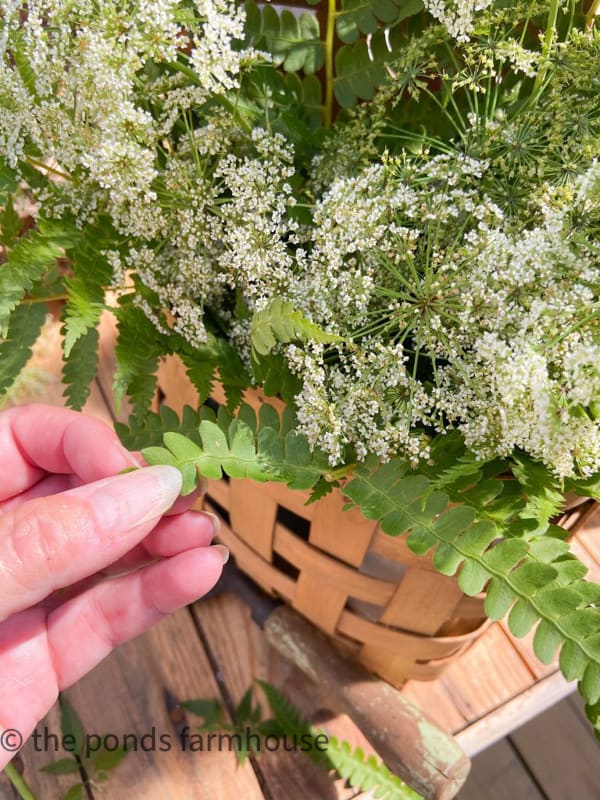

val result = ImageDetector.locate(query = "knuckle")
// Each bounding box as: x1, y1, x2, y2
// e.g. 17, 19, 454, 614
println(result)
0, 498, 95, 591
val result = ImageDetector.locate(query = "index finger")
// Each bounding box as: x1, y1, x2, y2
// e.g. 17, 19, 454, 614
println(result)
0, 404, 138, 502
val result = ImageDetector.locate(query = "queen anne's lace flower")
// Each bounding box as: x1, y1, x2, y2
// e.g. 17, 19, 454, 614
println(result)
422, 0, 493, 39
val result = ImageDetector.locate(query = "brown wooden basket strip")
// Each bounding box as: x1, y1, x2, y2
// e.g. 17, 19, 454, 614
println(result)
272, 523, 397, 605
308, 490, 378, 567
292, 572, 349, 634
229, 479, 278, 560
379, 569, 465, 636
264, 482, 315, 521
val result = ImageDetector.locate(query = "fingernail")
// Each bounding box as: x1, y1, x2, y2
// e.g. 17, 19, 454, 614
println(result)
202, 511, 220, 537
211, 544, 230, 564
124, 450, 144, 467
68, 465, 183, 534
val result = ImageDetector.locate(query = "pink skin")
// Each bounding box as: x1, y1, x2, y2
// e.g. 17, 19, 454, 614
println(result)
0, 404, 223, 768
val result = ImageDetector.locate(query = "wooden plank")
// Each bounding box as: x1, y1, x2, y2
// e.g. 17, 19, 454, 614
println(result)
191, 592, 360, 800
400, 680, 466, 735
64, 610, 265, 800
438, 625, 534, 726
497, 623, 557, 679
457, 738, 545, 800
509, 694, 600, 800
455, 672, 575, 757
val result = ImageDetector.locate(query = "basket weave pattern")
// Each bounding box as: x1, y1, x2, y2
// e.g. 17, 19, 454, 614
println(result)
156, 354, 597, 686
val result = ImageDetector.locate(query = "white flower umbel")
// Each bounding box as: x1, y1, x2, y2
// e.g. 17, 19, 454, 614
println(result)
422, 0, 493, 39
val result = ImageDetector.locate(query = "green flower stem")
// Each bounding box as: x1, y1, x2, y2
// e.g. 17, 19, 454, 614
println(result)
25, 157, 71, 181
586, 0, 600, 30
4, 763, 37, 800
528, 0, 560, 107
324, 0, 336, 127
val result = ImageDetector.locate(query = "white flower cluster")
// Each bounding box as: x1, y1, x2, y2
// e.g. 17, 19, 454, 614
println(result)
0, 0, 254, 232
2, 1, 599, 479
422, 0, 493, 40
276, 156, 600, 476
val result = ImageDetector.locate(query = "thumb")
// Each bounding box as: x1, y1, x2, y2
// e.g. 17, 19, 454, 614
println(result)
0, 465, 182, 622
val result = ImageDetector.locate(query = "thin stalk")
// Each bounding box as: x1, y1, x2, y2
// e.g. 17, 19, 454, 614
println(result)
25, 157, 70, 181
586, 0, 600, 31
20, 294, 68, 305
527, 0, 559, 108
324, 0, 336, 127
4, 763, 37, 800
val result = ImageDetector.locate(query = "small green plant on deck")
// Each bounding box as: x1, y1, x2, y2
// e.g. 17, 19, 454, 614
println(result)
183, 679, 423, 799
3, 696, 128, 800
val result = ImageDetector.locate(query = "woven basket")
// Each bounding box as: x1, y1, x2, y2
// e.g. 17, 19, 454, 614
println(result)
156, 354, 598, 687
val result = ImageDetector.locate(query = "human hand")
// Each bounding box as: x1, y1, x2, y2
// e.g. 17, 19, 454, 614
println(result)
0, 404, 225, 769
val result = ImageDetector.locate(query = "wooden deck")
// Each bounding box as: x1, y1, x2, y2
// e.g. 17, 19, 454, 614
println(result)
2, 315, 600, 799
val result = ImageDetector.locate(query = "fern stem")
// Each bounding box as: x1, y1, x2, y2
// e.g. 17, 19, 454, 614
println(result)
324, 0, 336, 127
324, 462, 357, 482
4, 764, 37, 800
357, 470, 600, 672
20, 294, 68, 305
586, 0, 600, 30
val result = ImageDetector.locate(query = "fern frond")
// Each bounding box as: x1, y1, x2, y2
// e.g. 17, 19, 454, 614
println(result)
114, 404, 204, 450
0, 302, 47, 394
251, 296, 342, 356
324, 736, 423, 800
246, 1, 325, 74
251, 350, 302, 406
0, 218, 77, 336
113, 301, 171, 418
62, 327, 99, 411
258, 680, 422, 798
256, 680, 311, 737
140, 401, 329, 494
343, 454, 600, 737
62, 221, 113, 356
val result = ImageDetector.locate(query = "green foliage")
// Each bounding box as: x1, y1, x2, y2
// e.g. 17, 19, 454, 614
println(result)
0, 302, 47, 395
38, 695, 130, 800
184, 680, 423, 798
251, 296, 342, 356
342, 450, 600, 736
245, 0, 325, 74
62, 327, 99, 411
336, 0, 424, 44
113, 299, 171, 418
0, 217, 77, 337
57, 216, 115, 410
140, 401, 330, 495
243, 0, 425, 114
115, 403, 204, 450
326, 737, 423, 799
250, 349, 303, 406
